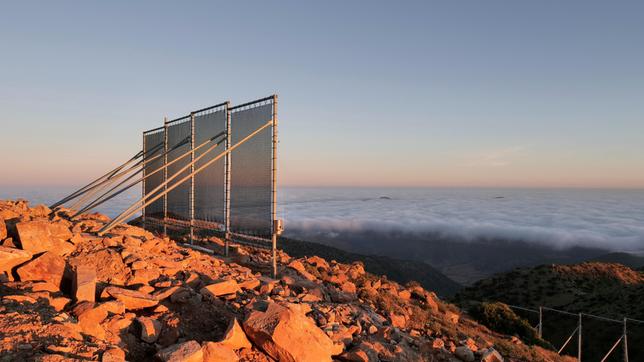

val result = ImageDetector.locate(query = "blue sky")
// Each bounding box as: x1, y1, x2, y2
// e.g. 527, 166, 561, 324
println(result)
1, 1, 643, 187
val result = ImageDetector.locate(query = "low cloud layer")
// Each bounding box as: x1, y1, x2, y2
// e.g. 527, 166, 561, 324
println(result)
278, 187, 644, 252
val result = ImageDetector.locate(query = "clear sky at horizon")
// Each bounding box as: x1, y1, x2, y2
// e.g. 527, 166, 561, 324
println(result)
1, 1, 643, 188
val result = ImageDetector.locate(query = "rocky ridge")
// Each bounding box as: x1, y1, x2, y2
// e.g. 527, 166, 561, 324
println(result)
0, 199, 572, 361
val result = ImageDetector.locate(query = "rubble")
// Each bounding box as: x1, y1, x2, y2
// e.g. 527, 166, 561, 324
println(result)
0, 199, 573, 361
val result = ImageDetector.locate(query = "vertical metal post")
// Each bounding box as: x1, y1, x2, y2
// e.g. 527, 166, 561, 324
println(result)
623, 318, 629, 362
224, 103, 231, 257
142, 132, 147, 228
189, 112, 195, 244
538, 306, 543, 339
163, 117, 168, 237
271, 95, 278, 278
578, 313, 582, 362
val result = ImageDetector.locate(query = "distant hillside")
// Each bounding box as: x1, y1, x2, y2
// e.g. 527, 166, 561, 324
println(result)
454, 262, 644, 319
589, 251, 644, 269
453, 262, 644, 361
279, 237, 463, 297
287, 229, 610, 285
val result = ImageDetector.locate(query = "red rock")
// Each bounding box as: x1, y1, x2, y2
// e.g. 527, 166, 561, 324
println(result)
220, 318, 251, 350
445, 310, 460, 324
31, 204, 51, 217
287, 260, 317, 281
0, 245, 32, 272
73, 301, 108, 339
306, 256, 329, 270
481, 348, 504, 362
202, 342, 238, 362
243, 302, 338, 362
1, 237, 17, 248
137, 316, 162, 343
156, 340, 204, 362
103, 286, 159, 310
388, 312, 407, 329
0, 217, 6, 240
102, 347, 126, 362
200, 279, 240, 298
340, 281, 357, 294
73, 264, 96, 302
238, 278, 260, 290
16, 251, 67, 287
16, 220, 74, 255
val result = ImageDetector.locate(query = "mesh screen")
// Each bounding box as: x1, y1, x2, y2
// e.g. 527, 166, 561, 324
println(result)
194, 109, 227, 225
143, 129, 165, 218
230, 103, 273, 237
166, 119, 192, 221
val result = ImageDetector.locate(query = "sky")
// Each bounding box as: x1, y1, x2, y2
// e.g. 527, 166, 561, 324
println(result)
1, 1, 643, 188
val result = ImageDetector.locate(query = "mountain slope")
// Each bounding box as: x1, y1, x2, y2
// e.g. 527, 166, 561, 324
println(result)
278, 237, 463, 297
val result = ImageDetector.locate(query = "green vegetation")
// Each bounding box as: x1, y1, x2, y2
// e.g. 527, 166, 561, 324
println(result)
468, 302, 553, 349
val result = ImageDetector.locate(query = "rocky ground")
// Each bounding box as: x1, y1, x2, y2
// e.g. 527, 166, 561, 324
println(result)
0, 199, 574, 362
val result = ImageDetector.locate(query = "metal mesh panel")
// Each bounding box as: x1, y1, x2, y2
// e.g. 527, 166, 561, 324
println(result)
143, 129, 165, 218
166, 118, 192, 221
194, 107, 227, 225
230, 102, 273, 237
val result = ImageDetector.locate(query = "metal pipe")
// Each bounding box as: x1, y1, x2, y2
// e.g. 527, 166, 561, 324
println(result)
142, 131, 146, 227
189, 112, 195, 244
624, 318, 629, 362
75, 133, 223, 216
600, 335, 623, 362
50, 149, 144, 208
163, 117, 168, 236
98, 120, 272, 235
228, 95, 275, 111
557, 325, 579, 355
224, 102, 231, 257
538, 306, 543, 339
271, 94, 278, 278
578, 313, 582, 362
68, 142, 165, 210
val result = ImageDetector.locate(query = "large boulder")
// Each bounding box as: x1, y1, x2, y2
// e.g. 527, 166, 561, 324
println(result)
16, 220, 74, 255
16, 251, 67, 288
243, 302, 339, 362
0, 245, 32, 272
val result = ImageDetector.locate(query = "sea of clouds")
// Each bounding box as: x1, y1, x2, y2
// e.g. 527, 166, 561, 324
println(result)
278, 187, 644, 252
2, 185, 643, 252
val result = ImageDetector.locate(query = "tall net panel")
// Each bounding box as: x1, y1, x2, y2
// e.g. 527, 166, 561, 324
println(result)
194, 105, 227, 226
166, 117, 192, 221
143, 128, 165, 218
229, 100, 273, 238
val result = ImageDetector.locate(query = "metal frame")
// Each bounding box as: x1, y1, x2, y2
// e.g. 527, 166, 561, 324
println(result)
63, 96, 280, 278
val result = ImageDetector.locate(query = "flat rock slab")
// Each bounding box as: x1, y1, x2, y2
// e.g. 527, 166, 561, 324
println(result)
16, 251, 67, 287
200, 279, 240, 298
0, 245, 32, 272
16, 220, 74, 255
103, 286, 159, 310
156, 340, 203, 362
